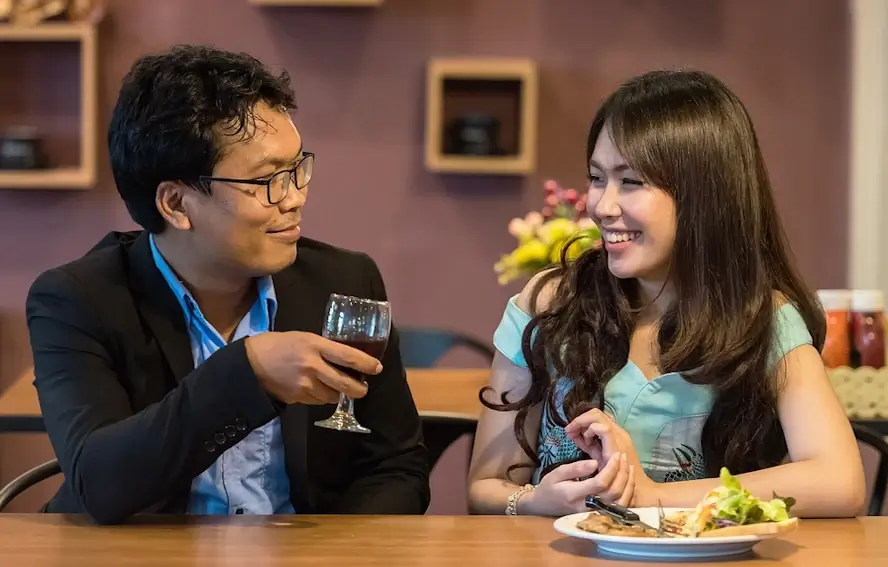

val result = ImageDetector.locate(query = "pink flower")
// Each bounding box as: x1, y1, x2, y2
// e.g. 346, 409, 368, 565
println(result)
563, 189, 578, 204
543, 180, 559, 195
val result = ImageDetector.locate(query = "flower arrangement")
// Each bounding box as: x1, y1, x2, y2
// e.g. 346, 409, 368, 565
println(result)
494, 180, 601, 285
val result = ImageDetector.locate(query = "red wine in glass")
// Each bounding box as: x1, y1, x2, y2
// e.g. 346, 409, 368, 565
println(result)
314, 294, 391, 434
335, 338, 388, 361
327, 338, 388, 382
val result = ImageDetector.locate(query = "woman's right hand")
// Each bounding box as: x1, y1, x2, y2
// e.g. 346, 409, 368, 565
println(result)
521, 452, 635, 516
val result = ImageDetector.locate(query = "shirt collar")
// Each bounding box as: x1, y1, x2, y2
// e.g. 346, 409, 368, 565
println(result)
149, 234, 277, 329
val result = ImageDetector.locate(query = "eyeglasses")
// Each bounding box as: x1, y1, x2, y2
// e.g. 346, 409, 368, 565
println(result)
199, 151, 314, 205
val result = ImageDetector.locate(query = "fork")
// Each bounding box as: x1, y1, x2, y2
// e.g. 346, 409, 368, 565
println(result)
657, 501, 684, 537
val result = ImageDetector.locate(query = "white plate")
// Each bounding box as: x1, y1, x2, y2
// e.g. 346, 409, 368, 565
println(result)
553, 507, 775, 559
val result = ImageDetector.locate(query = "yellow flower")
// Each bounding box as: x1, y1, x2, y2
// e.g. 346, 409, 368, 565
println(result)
537, 218, 577, 245
549, 237, 587, 263
511, 239, 550, 265
494, 253, 524, 285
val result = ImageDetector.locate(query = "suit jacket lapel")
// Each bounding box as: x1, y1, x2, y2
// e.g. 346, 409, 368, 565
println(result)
125, 231, 194, 382
273, 262, 326, 513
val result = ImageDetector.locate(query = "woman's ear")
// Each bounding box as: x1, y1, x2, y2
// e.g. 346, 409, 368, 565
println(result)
155, 181, 192, 231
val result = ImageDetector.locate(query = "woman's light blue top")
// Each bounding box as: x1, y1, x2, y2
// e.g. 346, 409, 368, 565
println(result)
492, 296, 812, 484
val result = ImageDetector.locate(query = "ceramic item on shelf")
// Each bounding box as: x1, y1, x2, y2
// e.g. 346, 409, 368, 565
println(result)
0, 127, 47, 170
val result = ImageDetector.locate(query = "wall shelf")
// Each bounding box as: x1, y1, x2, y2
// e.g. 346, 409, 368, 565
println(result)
249, 0, 382, 6
425, 57, 538, 175
0, 22, 98, 190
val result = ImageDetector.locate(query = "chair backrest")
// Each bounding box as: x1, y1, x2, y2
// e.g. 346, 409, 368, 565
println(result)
853, 423, 888, 516
0, 459, 61, 512
421, 414, 478, 471
399, 327, 495, 369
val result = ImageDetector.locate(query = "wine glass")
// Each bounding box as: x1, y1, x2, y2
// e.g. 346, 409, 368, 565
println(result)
314, 293, 391, 434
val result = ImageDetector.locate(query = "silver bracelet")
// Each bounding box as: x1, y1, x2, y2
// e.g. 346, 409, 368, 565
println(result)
505, 484, 536, 515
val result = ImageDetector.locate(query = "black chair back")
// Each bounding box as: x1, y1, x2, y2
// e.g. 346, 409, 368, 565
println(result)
0, 459, 61, 512
421, 414, 478, 471
399, 327, 494, 369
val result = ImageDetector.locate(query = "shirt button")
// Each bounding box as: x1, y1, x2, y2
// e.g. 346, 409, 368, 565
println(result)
225, 425, 237, 438
235, 418, 248, 431
214, 432, 227, 445
203, 441, 216, 453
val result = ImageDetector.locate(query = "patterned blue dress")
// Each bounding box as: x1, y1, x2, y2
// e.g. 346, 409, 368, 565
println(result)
492, 297, 813, 484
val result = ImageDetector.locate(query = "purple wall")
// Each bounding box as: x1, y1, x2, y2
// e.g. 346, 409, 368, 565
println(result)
0, 0, 851, 513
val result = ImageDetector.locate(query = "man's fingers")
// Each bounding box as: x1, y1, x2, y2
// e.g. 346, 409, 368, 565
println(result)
305, 379, 341, 404
316, 337, 384, 375
312, 362, 370, 399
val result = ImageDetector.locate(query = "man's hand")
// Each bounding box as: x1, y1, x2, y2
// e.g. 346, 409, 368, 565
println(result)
245, 331, 383, 405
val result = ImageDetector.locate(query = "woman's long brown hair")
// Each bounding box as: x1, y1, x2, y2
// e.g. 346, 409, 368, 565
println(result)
483, 69, 826, 477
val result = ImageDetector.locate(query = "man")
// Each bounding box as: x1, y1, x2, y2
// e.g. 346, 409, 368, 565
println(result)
25, 45, 430, 524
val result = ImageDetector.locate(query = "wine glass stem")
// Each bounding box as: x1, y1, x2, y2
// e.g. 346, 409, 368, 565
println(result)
335, 392, 353, 415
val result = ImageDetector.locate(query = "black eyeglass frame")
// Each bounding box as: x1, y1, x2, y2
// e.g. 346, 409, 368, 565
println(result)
198, 151, 314, 205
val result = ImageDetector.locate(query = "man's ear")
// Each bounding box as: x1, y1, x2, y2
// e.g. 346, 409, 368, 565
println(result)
156, 181, 192, 231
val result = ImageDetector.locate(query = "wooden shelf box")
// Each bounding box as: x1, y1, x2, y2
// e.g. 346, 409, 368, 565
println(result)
425, 58, 538, 175
0, 22, 98, 190
248, 0, 382, 6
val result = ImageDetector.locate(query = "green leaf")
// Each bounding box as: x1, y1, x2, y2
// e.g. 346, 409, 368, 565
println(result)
773, 491, 797, 513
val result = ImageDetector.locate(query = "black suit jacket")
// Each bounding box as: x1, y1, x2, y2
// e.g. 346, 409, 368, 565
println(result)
25, 230, 430, 524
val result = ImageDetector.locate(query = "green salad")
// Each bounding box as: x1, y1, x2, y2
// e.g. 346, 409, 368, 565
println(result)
666, 467, 796, 535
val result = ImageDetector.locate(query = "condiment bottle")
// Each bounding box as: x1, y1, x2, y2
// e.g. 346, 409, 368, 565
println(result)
850, 289, 886, 368
817, 289, 851, 368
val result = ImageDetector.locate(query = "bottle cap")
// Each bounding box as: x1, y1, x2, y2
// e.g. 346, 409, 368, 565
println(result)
850, 289, 884, 312
817, 289, 851, 311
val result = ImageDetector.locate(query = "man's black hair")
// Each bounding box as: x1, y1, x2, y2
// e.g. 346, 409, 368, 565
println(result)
108, 45, 297, 233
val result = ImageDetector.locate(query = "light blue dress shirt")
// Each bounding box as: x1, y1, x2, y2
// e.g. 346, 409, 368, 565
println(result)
149, 235, 295, 515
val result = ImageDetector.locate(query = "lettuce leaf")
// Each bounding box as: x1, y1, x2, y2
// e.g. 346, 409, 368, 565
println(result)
710, 468, 794, 525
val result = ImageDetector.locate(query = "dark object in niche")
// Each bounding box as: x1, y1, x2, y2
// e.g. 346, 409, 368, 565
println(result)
444, 114, 505, 156
0, 127, 47, 170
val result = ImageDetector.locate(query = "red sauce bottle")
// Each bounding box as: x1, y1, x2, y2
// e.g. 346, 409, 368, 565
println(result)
850, 290, 886, 369
817, 289, 851, 368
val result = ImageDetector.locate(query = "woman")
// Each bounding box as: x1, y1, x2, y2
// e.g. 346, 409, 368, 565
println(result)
468, 69, 866, 518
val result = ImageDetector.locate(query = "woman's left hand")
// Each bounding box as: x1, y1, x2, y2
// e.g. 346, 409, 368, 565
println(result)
564, 408, 660, 505
565, 408, 641, 467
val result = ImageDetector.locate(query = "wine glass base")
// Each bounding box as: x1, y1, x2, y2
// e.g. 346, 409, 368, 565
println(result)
314, 411, 371, 434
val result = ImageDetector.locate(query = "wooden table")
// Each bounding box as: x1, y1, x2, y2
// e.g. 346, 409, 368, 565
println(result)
0, 368, 489, 432
0, 514, 883, 566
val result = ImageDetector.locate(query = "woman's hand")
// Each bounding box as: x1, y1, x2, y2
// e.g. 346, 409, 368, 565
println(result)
564, 408, 662, 506
521, 452, 635, 516
565, 408, 644, 472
